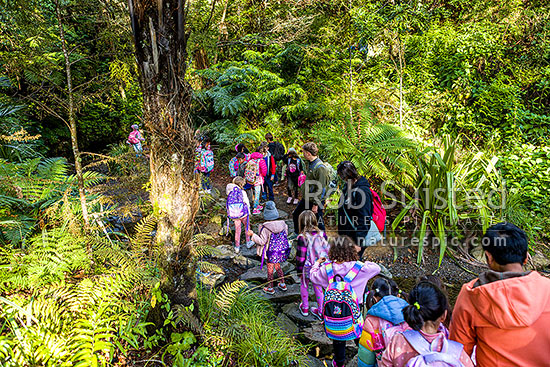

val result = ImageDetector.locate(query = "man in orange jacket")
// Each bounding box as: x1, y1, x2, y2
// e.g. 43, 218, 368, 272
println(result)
450, 222, 550, 366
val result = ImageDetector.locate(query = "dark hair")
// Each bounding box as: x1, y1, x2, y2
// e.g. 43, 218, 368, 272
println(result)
328, 236, 359, 263
337, 161, 359, 181
236, 152, 246, 159
365, 277, 402, 309
258, 141, 269, 153
403, 282, 448, 331
302, 142, 318, 156
236, 143, 249, 154
265, 133, 274, 142
482, 222, 528, 265
202, 135, 211, 144
416, 275, 451, 327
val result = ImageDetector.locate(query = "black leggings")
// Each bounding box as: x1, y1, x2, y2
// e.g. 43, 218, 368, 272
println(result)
333, 338, 359, 367
286, 176, 299, 198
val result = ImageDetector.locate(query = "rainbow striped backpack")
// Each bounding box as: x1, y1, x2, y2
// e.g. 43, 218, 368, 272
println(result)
322, 262, 364, 341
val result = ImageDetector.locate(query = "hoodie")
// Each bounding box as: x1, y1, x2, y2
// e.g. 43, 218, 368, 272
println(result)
338, 176, 373, 245
358, 296, 409, 367
450, 270, 550, 367
249, 152, 268, 184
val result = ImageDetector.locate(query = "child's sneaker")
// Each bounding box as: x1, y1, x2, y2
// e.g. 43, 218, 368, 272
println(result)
234, 246, 240, 254
293, 198, 299, 205
253, 208, 262, 215
299, 302, 309, 317
311, 307, 322, 320
277, 283, 287, 292
286, 197, 293, 204
256, 204, 264, 210
263, 287, 275, 295
245, 240, 255, 249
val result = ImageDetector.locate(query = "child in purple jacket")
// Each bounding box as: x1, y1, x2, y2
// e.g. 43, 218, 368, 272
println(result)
310, 236, 381, 367
296, 210, 329, 320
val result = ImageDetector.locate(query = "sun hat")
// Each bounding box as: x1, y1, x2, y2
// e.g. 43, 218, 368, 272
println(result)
131, 124, 139, 130
263, 201, 280, 221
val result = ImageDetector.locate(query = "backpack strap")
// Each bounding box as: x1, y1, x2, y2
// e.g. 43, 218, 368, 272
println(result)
402, 330, 431, 355
326, 262, 335, 284
343, 261, 363, 283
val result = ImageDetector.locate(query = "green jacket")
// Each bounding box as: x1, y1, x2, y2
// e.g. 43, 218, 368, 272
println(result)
301, 158, 330, 208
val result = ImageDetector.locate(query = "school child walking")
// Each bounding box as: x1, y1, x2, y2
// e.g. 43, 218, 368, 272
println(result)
196, 136, 214, 193
247, 201, 290, 294
380, 282, 474, 367
283, 147, 303, 205
310, 236, 381, 367
127, 124, 145, 156
357, 278, 409, 367
229, 144, 250, 177
295, 210, 329, 320
244, 146, 267, 215
226, 177, 254, 254
261, 142, 277, 202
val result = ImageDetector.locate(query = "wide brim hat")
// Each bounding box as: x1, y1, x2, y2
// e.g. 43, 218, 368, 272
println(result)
263, 201, 280, 221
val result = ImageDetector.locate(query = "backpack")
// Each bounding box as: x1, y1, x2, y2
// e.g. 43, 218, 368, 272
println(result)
323, 261, 364, 341
370, 189, 386, 232
128, 130, 140, 144
201, 149, 214, 173
273, 142, 285, 161
403, 330, 464, 367
298, 172, 306, 187
228, 157, 239, 177
288, 158, 301, 174
260, 230, 290, 269
245, 159, 260, 185
323, 162, 338, 188
226, 186, 249, 234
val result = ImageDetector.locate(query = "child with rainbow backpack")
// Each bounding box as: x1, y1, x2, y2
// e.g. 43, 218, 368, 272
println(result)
244, 145, 267, 215
310, 236, 381, 367
380, 282, 474, 367
296, 210, 329, 320
247, 201, 290, 295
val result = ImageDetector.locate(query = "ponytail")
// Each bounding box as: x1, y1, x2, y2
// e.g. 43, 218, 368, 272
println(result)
403, 282, 448, 331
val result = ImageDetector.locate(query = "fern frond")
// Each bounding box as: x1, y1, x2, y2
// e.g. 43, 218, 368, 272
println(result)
215, 280, 247, 315
197, 261, 224, 274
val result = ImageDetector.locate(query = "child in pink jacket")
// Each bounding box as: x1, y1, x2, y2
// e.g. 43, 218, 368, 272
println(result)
310, 236, 381, 367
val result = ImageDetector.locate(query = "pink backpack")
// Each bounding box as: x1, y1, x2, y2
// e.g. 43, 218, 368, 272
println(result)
128, 130, 140, 144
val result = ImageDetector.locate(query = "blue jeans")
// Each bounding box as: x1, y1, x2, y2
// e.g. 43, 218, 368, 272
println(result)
263, 175, 275, 201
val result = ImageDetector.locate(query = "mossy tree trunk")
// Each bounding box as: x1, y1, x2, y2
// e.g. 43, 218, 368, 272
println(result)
127, 0, 199, 307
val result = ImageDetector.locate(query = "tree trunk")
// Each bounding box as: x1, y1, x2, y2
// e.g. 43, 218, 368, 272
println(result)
55, 0, 91, 240
128, 0, 199, 307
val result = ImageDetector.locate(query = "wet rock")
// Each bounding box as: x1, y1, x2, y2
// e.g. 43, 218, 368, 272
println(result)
197, 271, 226, 289
288, 240, 297, 262
211, 245, 236, 260
282, 302, 320, 325
278, 209, 289, 220
378, 263, 393, 279
288, 271, 301, 284
239, 245, 259, 259
305, 355, 324, 367
303, 322, 358, 356
239, 263, 296, 282
276, 313, 300, 336
233, 255, 260, 268
254, 283, 302, 302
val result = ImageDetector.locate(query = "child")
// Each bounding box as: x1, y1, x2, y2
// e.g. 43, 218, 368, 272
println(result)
226, 177, 254, 253
127, 124, 145, 156
380, 282, 474, 367
260, 141, 277, 202
247, 201, 289, 294
296, 210, 329, 320
310, 236, 381, 367
244, 145, 267, 215
283, 147, 302, 205
197, 136, 214, 193
229, 145, 250, 177
358, 278, 408, 367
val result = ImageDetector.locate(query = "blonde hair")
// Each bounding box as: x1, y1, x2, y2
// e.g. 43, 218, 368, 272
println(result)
298, 210, 320, 234
233, 176, 246, 188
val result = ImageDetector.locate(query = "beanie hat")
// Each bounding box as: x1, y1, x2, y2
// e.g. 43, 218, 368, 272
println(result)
263, 201, 279, 221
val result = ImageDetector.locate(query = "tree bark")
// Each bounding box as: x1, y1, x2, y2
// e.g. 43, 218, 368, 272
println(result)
128, 0, 199, 307
55, 0, 91, 240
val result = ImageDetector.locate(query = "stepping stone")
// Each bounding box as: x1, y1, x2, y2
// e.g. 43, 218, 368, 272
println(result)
346, 354, 358, 367
253, 283, 302, 302
233, 255, 260, 268
282, 301, 320, 325
211, 245, 236, 260
239, 263, 295, 282
197, 271, 226, 289
276, 313, 300, 336
305, 355, 324, 367
239, 245, 258, 259
303, 322, 358, 356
